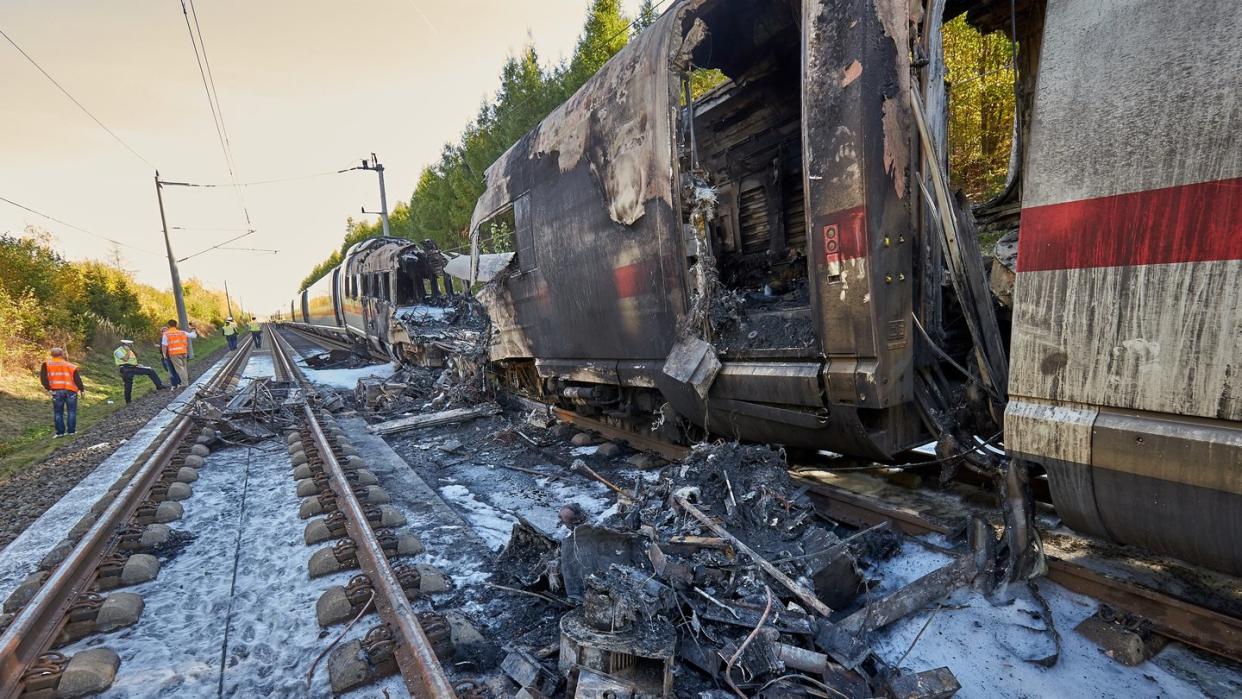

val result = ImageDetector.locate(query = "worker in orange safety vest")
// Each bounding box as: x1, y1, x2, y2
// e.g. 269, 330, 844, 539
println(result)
39, 347, 85, 438
161, 320, 197, 388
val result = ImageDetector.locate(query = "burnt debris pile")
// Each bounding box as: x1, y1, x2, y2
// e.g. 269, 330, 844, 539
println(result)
493, 440, 961, 698
355, 362, 488, 423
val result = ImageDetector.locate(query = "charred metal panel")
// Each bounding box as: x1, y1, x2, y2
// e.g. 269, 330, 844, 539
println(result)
802, 0, 918, 410
711, 362, 823, 407
470, 6, 687, 363
470, 0, 930, 458
535, 359, 620, 386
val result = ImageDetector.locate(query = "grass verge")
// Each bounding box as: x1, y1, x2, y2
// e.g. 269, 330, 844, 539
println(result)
0, 334, 228, 480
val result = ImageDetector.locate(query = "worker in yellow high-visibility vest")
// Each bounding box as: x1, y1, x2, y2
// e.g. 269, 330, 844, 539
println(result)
39, 347, 85, 437
113, 339, 166, 404
248, 316, 262, 348
222, 316, 239, 351
161, 320, 197, 388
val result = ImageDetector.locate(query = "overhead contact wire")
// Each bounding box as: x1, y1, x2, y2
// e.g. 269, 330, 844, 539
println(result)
178, 0, 251, 228
0, 27, 156, 169
0, 194, 161, 256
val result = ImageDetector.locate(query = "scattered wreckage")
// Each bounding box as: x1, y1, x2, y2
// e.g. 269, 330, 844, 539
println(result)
484, 441, 1045, 698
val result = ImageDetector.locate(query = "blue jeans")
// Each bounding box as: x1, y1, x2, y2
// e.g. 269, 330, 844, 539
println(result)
226, 333, 237, 351
251, 332, 261, 348
163, 356, 181, 386
52, 390, 78, 435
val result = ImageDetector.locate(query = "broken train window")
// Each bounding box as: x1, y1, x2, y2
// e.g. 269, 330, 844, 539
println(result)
477, 193, 532, 272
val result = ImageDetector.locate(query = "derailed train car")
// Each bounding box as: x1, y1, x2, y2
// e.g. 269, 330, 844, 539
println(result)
465, 0, 1241, 575
286, 237, 464, 365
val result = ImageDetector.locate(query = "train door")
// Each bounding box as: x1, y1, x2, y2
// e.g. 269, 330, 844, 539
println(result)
798, 0, 916, 413
331, 267, 344, 326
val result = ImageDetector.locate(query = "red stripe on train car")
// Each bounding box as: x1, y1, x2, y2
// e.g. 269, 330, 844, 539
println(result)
614, 262, 643, 298
1017, 177, 1242, 272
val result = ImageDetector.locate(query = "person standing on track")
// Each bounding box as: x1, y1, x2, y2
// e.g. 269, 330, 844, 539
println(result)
248, 316, 262, 348
161, 320, 196, 388
113, 339, 166, 404
39, 347, 84, 438
223, 316, 239, 351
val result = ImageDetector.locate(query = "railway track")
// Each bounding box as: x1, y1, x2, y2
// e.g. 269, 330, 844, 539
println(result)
268, 328, 457, 697
0, 342, 254, 697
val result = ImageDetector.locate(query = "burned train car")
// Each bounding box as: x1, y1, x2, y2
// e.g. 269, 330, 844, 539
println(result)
286, 237, 467, 365
468, 0, 963, 461
468, 0, 1241, 575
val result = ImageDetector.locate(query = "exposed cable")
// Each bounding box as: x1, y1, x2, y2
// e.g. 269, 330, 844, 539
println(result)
0, 27, 156, 169
789, 431, 1005, 473
176, 229, 256, 263
0, 194, 161, 256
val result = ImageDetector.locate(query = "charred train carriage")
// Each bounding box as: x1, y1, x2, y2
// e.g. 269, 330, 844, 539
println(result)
281, 237, 467, 365
289, 0, 1242, 576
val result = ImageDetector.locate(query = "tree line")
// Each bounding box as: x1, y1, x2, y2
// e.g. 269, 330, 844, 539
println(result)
299, 0, 646, 291
0, 229, 241, 371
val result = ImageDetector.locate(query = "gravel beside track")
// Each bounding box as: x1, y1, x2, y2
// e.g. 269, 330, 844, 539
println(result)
0, 346, 230, 550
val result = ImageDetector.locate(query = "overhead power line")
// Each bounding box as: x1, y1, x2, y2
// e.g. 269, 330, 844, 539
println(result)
0, 27, 155, 169
0, 194, 161, 256
178, 0, 251, 225
161, 165, 363, 189
218, 246, 278, 254
176, 228, 256, 263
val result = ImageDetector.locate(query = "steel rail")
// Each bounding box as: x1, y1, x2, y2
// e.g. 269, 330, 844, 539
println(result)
268, 328, 457, 698
0, 341, 254, 697
797, 479, 1242, 664
279, 323, 359, 355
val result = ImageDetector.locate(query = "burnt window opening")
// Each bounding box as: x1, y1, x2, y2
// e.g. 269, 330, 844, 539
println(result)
394, 267, 417, 304
478, 205, 517, 257
678, 0, 814, 352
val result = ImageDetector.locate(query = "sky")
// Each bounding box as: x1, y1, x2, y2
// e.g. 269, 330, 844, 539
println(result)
0, 0, 647, 314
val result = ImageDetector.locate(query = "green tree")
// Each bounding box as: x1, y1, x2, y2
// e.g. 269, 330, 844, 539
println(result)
943, 15, 1015, 200
567, 0, 630, 87
634, 0, 658, 31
